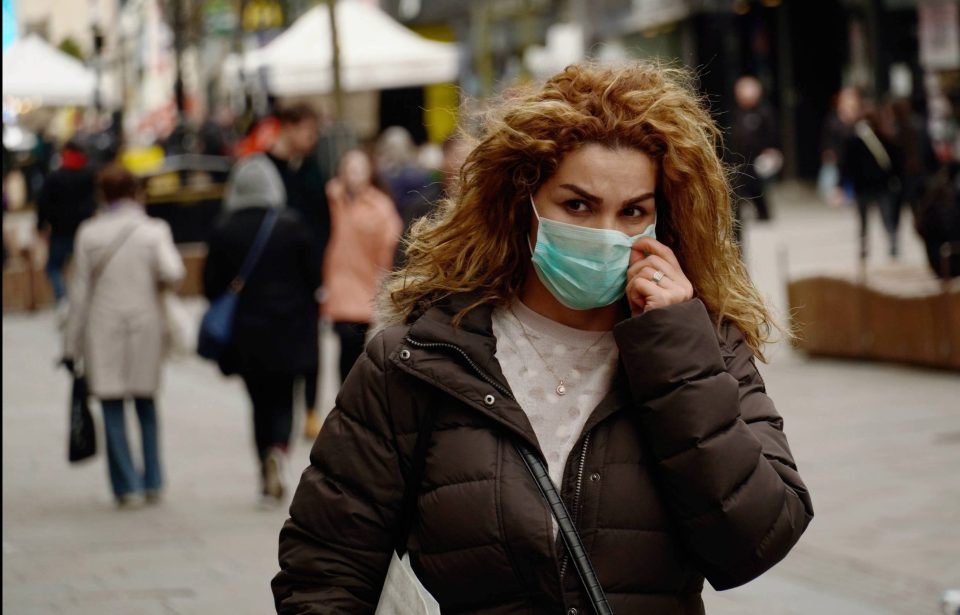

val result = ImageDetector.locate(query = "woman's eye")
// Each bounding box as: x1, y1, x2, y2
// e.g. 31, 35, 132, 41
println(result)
622, 206, 646, 218
564, 200, 590, 213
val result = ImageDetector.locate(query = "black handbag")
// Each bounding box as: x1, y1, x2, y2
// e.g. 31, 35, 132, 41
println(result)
68, 375, 96, 463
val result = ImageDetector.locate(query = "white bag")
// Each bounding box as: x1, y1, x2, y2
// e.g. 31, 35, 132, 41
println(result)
375, 552, 440, 615
161, 291, 197, 358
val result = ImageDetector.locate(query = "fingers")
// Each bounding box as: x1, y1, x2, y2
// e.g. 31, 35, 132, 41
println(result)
631, 237, 681, 270
627, 254, 677, 282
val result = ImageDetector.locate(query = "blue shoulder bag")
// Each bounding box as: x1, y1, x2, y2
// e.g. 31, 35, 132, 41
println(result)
198, 209, 279, 361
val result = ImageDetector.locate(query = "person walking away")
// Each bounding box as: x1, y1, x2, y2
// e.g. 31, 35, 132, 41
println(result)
819, 87, 863, 206
273, 61, 812, 614
729, 75, 781, 247
203, 156, 322, 506
63, 163, 185, 508
323, 149, 402, 384
36, 139, 97, 320
840, 101, 905, 260
892, 96, 940, 215
265, 104, 329, 440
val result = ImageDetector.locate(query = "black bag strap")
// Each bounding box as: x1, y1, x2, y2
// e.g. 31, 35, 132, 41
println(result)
395, 405, 437, 557
230, 209, 279, 293
515, 441, 613, 615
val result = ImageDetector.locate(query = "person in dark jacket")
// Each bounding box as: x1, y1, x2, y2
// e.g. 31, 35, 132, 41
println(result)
273, 61, 813, 614
729, 75, 781, 247
203, 155, 321, 506
36, 138, 97, 307
840, 102, 905, 260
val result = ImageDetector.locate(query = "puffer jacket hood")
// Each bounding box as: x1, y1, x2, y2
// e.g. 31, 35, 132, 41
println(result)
273, 293, 814, 614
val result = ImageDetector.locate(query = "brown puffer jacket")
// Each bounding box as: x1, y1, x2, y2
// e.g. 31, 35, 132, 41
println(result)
273, 294, 813, 614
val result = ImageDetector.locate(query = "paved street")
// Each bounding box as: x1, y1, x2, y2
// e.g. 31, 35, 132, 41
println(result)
4, 183, 959, 614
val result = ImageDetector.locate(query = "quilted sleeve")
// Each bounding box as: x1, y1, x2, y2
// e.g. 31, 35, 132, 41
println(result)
613, 299, 813, 590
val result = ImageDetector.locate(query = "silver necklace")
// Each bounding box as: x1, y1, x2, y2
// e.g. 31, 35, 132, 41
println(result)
508, 307, 610, 397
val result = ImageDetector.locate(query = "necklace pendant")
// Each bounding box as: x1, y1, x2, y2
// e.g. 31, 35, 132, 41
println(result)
556, 381, 567, 396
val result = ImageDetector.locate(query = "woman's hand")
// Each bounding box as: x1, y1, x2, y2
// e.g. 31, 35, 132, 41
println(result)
626, 237, 694, 316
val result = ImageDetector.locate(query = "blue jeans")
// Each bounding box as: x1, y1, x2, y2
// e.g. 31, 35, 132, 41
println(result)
46, 235, 74, 302
101, 398, 162, 498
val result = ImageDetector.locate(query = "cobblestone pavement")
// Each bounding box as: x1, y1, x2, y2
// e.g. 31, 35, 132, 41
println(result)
3, 183, 959, 614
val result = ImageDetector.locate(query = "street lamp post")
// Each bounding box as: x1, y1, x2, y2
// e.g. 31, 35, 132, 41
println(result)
327, 0, 344, 122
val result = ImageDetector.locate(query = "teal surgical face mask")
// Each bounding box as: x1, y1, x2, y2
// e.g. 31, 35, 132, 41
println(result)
529, 195, 657, 310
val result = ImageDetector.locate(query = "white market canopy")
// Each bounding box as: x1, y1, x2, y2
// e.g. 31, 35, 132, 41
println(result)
2, 34, 96, 106
244, 0, 460, 96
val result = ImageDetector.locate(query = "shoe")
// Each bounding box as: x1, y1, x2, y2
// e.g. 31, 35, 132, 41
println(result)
115, 493, 145, 510
263, 448, 286, 500
303, 411, 321, 440
145, 489, 163, 505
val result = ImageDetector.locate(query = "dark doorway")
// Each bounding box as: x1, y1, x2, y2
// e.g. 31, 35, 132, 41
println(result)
379, 87, 428, 145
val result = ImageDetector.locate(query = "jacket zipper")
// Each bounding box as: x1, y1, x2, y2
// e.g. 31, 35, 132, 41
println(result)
558, 431, 591, 584
403, 337, 515, 401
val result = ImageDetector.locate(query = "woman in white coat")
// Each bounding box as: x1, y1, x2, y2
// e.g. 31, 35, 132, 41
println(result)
64, 163, 185, 507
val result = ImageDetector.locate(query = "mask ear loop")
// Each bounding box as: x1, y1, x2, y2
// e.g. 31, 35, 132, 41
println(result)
527, 195, 541, 255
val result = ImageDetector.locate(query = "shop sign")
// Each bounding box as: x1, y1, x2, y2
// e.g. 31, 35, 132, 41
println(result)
204, 0, 239, 36
243, 0, 284, 32
920, 1, 960, 70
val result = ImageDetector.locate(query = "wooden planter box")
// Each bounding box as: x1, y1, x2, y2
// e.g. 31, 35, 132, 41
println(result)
787, 266, 960, 370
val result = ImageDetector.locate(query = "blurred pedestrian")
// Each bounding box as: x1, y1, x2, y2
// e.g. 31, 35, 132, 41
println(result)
198, 106, 238, 158
273, 62, 812, 613
63, 163, 185, 508
203, 156, 322, 506
323, 149, 402, 384
36, 139, 98, 321
840, 100, 905, 260
375, 126, 431, 215
892, 96, 939, 212
914, 160, 960, 278
729, 75, 781, 246
820, 87, 863, 205
264, 103, 330, 440
393, 134, 473, 267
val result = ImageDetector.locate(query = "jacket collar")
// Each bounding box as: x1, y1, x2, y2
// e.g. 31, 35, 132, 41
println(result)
392, 292, 630, 456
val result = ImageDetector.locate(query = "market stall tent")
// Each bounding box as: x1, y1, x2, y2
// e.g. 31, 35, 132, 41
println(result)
2, 35, 96, 107
243, 0, 460, 96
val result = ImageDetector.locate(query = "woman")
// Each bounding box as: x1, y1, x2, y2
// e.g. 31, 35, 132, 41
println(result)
203, 155, 321, 506
273, 62, 813, 613
322, 149, 402, 383
64, 162, 184, 508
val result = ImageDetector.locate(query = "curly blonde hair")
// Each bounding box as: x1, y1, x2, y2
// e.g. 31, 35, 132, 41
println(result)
382, 61, 780, 359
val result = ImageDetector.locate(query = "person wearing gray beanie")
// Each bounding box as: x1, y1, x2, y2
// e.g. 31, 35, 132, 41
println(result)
204, 155, 322, 507
223, 154, 287, 211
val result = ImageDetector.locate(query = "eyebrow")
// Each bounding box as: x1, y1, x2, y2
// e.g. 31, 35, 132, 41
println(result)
559, 183, 655, 206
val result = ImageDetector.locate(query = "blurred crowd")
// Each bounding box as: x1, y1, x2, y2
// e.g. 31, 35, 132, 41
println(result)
724, 73, 960, 276
2, 100, 471, 509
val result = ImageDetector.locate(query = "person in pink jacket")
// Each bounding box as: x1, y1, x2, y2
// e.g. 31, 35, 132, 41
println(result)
323, 149, 402, 383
